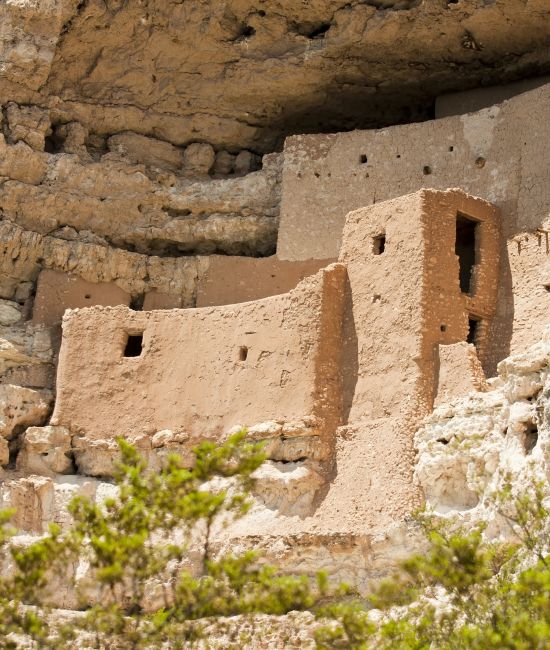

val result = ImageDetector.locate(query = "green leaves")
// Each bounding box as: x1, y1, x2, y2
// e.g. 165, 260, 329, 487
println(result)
315, 475, 550, 649
1, 433, 549, 649
0, 429, 323, 647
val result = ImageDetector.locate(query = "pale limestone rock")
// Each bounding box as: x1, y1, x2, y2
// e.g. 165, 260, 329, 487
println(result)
0, 438, 8, 466
54, 122, 89, 158
0, 220, 199, 302
253, 461, 325, 516
0, 384, 52, 445
4, 103, 51, 151
182, 142, 215, 176
0, 135, 48, 185
0, 0, 76, 91
0, 141, 281, 259
14, 281, 34, 302
72, 438, 122, 478
234, 150, 261, 175
247, 421, 283, 439
281, 416, 319, 437
415, 328, 550, 532
151, 429, 174, 448
0, 338, 41, 374
72, 435, 158, 477
271, 435, 321, 462
4, 476, 54, 533
17, 425, 72, 476
0, 299, 22, 325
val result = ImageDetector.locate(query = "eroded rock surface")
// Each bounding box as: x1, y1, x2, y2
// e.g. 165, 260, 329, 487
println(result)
416, 327, 550, 535
2, 0, 550, 151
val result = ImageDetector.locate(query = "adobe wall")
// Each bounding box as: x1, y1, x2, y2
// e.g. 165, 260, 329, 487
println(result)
338, 188, 498, 424
422, 190, 500, 371
434, 342, 487, 408
276, 83, 550, 370
265, 189, 498, 534
278, 84, 548, 260
32, 270, 131, 327
195, 256, 331, 307
51, 265, 345, 461
506, 225, 550, 356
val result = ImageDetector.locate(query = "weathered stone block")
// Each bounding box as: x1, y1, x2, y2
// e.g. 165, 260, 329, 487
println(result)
17, 426, 73, 476
0, 384, 52, 445
5, 103, 51, 151
108, 132, 183, 172
182, 142, 215, 176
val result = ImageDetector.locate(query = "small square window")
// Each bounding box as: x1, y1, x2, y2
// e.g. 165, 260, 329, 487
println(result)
124, 333, 143, 357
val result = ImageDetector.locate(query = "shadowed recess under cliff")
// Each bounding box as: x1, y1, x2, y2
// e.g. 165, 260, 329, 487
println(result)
2, 0, 550, 152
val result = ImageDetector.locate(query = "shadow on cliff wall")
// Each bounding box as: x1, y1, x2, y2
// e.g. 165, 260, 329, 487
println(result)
487, 235, 514, 378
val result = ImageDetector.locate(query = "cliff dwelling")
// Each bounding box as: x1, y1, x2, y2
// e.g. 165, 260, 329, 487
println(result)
0, 0, 550, 643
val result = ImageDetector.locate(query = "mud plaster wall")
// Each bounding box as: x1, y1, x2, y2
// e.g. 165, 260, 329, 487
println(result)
422, 190, 499, 373
32, 270, 131, 327
315, 189, 498, 531
277, 83, 550, 373
338, 189, 498, 424
507, 228, 550, 356
51, 266, 345, 451
434, 342, 487, 408
195, 256, 331, 307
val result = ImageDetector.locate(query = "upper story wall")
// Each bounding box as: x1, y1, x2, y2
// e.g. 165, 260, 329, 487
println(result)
339, 188, 499, 423
277, 83, 549, 261
51, 265, 345, 453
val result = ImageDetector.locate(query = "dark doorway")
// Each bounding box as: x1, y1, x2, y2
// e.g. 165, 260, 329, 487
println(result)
456, 214, 478, 294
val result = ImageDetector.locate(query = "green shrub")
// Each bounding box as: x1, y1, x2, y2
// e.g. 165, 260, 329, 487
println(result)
315, 475, 550, 649
0, 436, 549, 649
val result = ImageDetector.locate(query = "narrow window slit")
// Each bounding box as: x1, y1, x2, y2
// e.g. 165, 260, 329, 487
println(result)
373, 234, 386, 255
239, 346, 248, 362
467, 317, 480, 347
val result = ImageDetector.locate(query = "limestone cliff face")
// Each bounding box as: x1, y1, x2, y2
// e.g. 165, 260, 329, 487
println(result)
416, 328, 550, 530
1, 0, 550, 153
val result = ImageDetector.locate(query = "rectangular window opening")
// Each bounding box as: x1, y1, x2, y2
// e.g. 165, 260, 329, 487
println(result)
123, 332, 144, 357
455, 213, 479, 294
373, 234, 386, 255
467, 317, 480, 348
